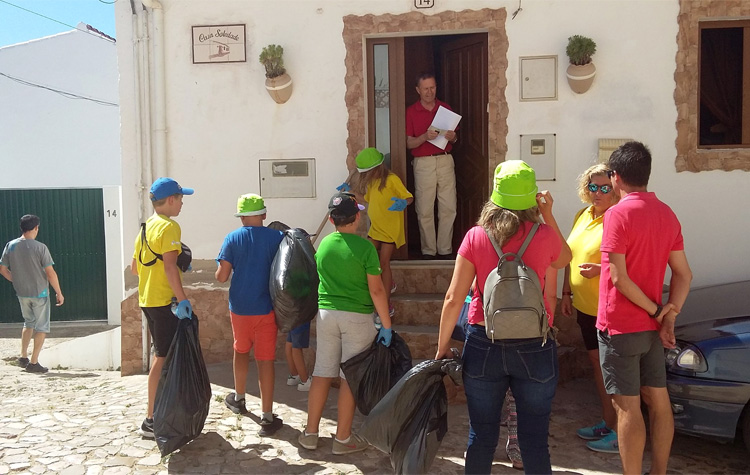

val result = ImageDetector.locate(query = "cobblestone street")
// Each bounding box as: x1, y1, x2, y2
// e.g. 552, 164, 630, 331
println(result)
0, 332, 748, 474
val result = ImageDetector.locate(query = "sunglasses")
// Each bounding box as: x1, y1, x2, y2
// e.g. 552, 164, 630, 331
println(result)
587, 183, 612, 194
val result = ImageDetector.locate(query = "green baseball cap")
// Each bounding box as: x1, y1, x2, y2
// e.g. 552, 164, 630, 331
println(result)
490, 160, 539, 210
355, 148, 385, 172
235, 193, 267, 217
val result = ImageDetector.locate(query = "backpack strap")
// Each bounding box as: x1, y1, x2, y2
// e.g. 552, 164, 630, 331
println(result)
516, 223, 539, 259
138, 223, 159, 267
484, 223, 540, 259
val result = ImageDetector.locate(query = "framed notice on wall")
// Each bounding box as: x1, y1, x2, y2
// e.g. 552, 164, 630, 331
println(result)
192, 24, 246, 64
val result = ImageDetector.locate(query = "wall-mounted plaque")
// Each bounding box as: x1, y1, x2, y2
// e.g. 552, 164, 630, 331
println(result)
192, 24, 246, 64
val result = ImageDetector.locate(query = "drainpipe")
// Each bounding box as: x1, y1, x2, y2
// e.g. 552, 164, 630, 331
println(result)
141, 0, 167, 178
132, 1, 152, 372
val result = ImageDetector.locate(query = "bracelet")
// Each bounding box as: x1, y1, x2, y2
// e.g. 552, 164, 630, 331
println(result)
562, 291, 573, 296
649, 304, 663, 319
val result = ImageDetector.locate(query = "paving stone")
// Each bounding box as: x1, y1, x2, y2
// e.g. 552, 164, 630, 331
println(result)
60, 465, 86, 475
1, 454, 29, 464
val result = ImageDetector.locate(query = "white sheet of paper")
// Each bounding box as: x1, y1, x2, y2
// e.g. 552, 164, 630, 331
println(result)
427, 106, 462, 150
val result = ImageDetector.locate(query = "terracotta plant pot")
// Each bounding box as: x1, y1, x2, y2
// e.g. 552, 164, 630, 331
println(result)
265, 73, 293, 104
566, 62, 596, 94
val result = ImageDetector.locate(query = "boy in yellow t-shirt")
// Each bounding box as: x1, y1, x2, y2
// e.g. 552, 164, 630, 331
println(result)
130, 177, 194, 438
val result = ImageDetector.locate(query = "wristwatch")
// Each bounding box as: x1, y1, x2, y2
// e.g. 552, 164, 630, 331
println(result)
649, 304, 663, 319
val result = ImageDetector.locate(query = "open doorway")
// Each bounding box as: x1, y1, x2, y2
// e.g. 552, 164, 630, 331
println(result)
366, 33, 489, 259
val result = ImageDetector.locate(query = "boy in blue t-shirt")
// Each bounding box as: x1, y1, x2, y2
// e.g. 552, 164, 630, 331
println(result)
215, 194, 284, 437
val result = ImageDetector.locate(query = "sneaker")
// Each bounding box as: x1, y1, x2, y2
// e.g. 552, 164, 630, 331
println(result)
332, 433, 369, 455
25, 362, 48, 373
258, 415, 283, 437
297, 378, 311, 392
576, 420, 612, 440
586, 431, 619, 453
17, 357, 29, 368
139, 418, 154, 438
390, 282, 397, 294
287, 375, 301, 386
298, 429, 319, 450
224, 392, 248, 414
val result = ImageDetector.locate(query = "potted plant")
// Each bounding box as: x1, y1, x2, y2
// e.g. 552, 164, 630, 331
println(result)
565, 35, 597, 94
259, 44, 293, 104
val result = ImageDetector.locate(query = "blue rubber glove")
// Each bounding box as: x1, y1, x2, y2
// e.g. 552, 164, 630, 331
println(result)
377, 327, 392, 347
388, 197, 408, 211
336, 182, 351, 192
176, 299, 193, 319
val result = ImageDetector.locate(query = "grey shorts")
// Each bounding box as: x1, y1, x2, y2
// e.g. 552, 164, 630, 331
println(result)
312, 309, 377, 379
598, 329, 666, 396
19, 297, 51, 333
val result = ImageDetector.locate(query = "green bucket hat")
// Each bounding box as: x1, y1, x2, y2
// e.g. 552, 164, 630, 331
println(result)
355, 148, 385, 173
490, 160, 539, 210
235, 193, 267, 217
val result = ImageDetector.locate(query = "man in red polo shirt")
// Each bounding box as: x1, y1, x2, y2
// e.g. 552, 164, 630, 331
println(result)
406, 73, 457, 258
597, 141, 692, 475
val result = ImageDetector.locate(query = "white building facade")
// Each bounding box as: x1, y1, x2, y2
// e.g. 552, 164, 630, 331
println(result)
114, 0, 750, 290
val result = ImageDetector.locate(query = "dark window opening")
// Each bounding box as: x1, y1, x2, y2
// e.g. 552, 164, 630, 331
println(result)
699, 23, 749, 147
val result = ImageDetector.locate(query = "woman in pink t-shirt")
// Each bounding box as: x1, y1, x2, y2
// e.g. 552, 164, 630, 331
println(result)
436, 160, 571, 474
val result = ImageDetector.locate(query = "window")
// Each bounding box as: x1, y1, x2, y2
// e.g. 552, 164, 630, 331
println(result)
698, 21, 750, 147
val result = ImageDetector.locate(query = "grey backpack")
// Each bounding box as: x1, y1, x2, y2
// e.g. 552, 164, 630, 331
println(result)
482, 224, 549, 343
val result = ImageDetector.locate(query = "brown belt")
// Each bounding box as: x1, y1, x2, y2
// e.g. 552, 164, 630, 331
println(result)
416, 153, 450, 159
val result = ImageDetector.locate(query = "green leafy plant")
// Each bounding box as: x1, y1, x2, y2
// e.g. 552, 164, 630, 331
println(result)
566, 35, 596, 66
259, 44, 286, 78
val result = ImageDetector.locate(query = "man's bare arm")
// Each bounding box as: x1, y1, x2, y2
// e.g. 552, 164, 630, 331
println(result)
607, 252, 670, 318
0, 265, 11, 282
44, 265, 64, 306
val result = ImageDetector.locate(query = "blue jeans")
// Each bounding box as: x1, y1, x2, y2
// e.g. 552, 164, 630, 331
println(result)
462, 324, 558, 474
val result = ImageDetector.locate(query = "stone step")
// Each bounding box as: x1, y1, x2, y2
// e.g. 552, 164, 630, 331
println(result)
391, 293, 444, 326
391, 260, 454, 295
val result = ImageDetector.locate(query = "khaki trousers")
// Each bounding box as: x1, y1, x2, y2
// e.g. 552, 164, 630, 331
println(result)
413, 153, 457, 256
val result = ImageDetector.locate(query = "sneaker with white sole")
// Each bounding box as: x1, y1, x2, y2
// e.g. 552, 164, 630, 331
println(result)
297, 378, 311, 392
139, 418, 154, 438
298, 429, 319, 450
586, 431, 619, 453
287, 375, 301, 386
332, 433, 369, 455
576, 420, 612, 440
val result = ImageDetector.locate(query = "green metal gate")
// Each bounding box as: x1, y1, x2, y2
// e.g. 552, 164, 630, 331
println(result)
0, 189, 107, 322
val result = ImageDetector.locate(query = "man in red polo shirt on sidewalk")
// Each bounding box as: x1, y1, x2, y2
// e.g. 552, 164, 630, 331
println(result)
406, 72, 457, 259
597, 141, 692, 475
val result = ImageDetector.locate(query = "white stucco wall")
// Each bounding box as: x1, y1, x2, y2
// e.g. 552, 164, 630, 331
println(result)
0, 27, 124, 324
115, 0, 750, 290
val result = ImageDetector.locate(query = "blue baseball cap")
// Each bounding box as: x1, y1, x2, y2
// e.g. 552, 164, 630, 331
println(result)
150, 177, 195, 201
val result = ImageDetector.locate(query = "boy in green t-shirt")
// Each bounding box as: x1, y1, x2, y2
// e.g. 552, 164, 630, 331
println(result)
130, 177, 194, 438
298, 192, 392, 455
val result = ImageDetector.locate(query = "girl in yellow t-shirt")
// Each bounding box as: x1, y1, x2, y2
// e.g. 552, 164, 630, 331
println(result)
561, 163, 620, 453
354, 148, 413, 317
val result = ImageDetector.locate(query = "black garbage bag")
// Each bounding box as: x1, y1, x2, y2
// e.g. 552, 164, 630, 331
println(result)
360, 355, 462, 474
270, 228, 319, 333
153, 314, 212, 457
340, 332, 412, 416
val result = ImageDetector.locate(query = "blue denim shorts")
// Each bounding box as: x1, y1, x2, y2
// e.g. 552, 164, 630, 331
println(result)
19, 296, 51, 333
286, 321, 311, 349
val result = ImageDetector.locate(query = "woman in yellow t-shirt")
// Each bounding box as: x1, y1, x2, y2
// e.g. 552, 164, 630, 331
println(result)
561, 163, 620, 453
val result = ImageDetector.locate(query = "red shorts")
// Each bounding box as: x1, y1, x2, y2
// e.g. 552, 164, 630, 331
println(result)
230, 310, 278, 360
